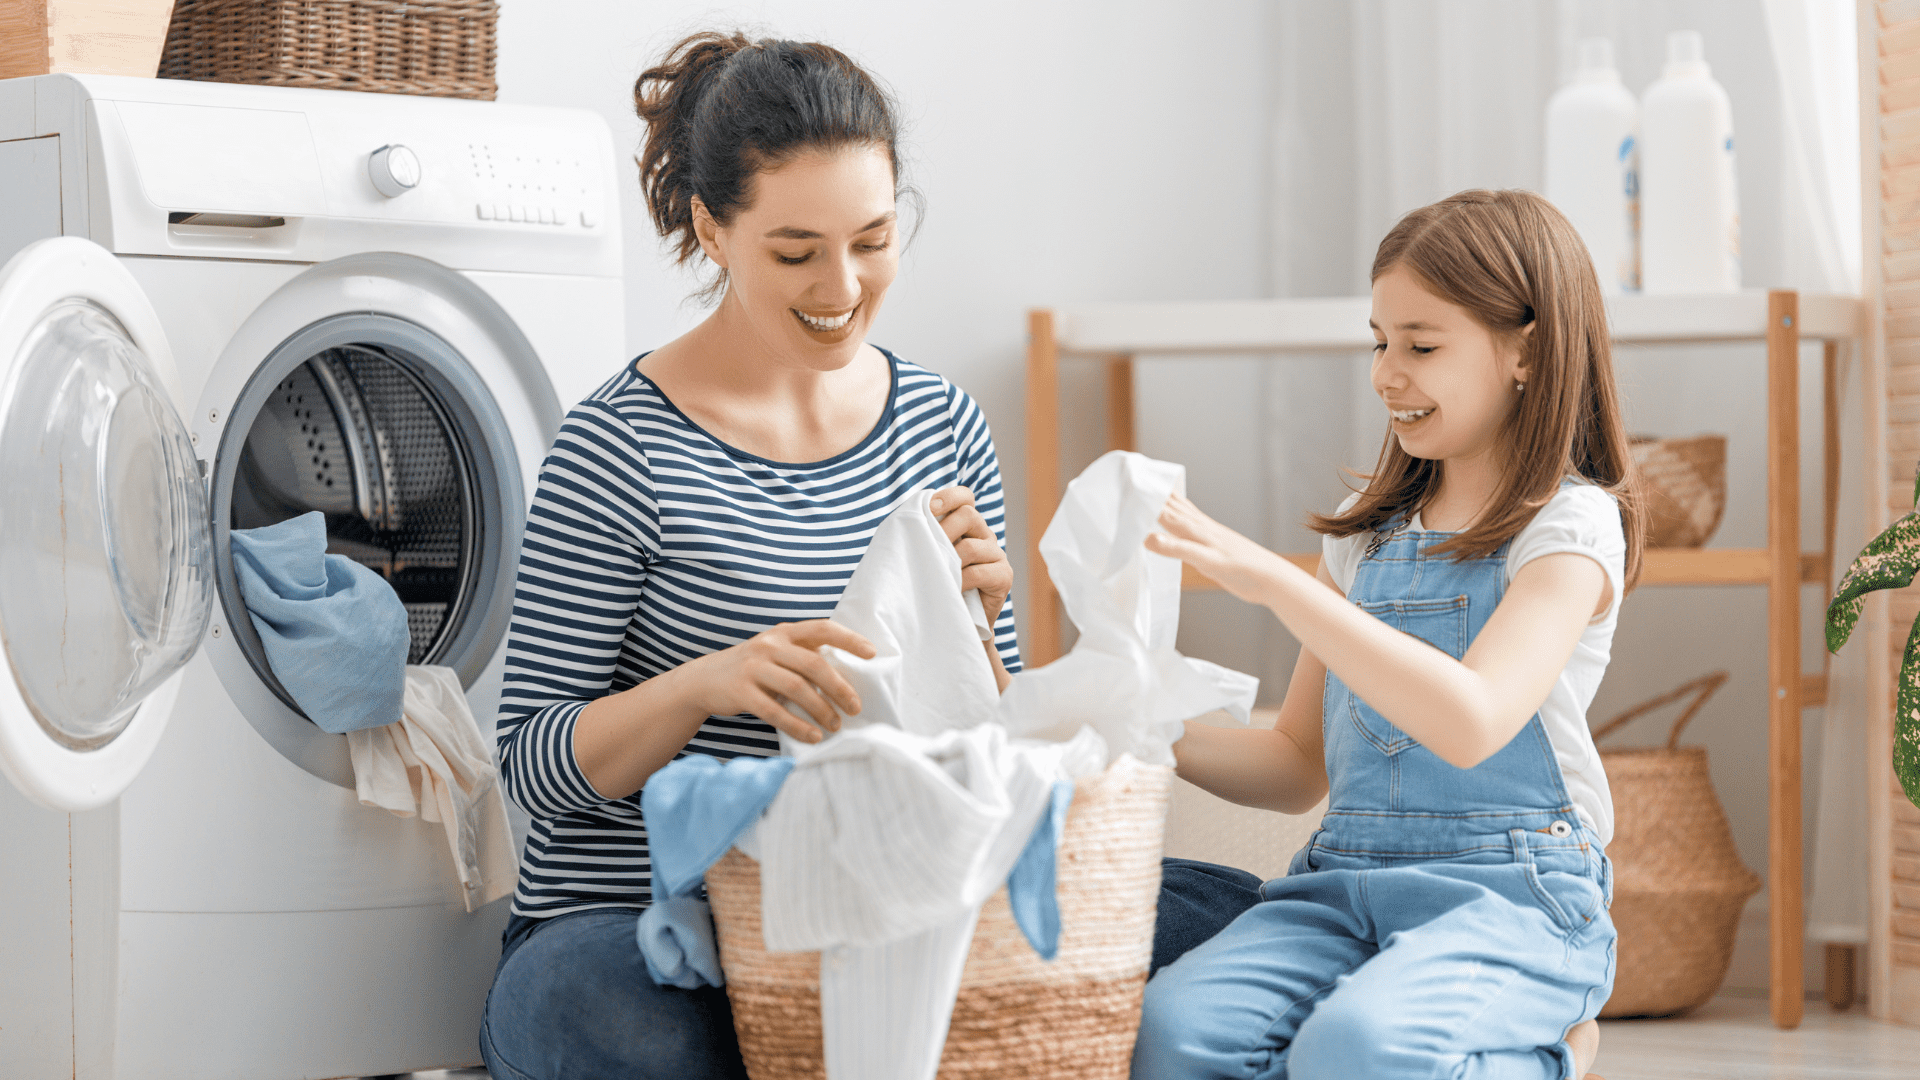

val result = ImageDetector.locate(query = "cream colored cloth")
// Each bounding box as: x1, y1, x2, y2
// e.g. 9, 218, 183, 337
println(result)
346, 665, 515, 912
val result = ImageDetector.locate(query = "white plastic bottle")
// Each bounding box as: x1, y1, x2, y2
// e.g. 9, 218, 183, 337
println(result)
1545, 39, 1639, 294
1638, 30, 1740, 293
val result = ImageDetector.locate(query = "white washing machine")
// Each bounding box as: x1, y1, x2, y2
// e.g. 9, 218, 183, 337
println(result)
0, 74, 624, 1078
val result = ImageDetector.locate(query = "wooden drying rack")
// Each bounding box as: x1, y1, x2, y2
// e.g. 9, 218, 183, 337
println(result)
1023, 290, 1864, 1029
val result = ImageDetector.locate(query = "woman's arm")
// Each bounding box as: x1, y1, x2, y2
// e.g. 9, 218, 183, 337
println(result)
574, 619, 876, 800
1171, 563, 1334, 813
1147, 494, 1605, 770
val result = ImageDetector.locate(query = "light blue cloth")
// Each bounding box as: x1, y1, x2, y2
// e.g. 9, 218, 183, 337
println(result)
641, 753, 797, 900
228, 512, 410, 734
635, 894, 725, 989
1006, 778, 1073, 960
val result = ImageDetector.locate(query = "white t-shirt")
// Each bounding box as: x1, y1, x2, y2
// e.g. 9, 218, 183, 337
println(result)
1320, 482, 1624, 845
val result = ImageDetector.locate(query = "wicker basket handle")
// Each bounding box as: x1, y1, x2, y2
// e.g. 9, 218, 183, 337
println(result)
1590, 671, 1730, 749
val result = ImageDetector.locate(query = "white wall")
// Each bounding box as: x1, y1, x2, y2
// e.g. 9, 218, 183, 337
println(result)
494, 0, 1276, 683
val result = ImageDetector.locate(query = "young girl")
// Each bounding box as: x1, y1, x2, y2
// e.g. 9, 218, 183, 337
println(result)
1135, 189, 1639, 1080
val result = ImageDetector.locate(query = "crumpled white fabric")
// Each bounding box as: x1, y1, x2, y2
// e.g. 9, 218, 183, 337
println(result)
782, 488, 998, 753
755, 722, 1104, 1080
759, 723, 1104, 951
346, 665, 515, 912
998, 450, 1260, 764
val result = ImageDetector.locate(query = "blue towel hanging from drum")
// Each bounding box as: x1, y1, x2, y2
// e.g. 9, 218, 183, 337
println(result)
229, 511, 409, 733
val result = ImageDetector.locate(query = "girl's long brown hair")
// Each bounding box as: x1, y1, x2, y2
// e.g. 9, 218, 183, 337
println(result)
1309, 189, 1644, 589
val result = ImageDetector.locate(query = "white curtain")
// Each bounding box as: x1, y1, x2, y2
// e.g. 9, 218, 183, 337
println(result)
1762, 0, 1869, 948
1265, 0, 1868, 955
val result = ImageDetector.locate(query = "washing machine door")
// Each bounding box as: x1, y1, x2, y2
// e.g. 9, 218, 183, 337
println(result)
0, 238, 215, 812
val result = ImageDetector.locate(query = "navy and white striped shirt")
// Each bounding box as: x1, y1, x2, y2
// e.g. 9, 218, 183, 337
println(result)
497, 350, 1021, 918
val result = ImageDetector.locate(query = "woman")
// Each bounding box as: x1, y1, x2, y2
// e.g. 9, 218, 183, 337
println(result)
478, 32, 1020, 1079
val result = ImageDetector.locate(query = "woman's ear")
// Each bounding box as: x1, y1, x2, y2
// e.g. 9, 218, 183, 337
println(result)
691, 197, 728, 269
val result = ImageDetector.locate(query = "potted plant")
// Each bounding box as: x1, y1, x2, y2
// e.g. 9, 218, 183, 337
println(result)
1827, 467, 1920, 809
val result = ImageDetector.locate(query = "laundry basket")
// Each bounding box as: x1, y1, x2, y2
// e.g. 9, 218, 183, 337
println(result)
1629, 434, 1727, 548
704, 755, 1171, 1080
1592, 672, 1761, 1017
158, 0, 497, 99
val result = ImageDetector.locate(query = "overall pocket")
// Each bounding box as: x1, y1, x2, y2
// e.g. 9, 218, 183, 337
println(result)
1348, 595, 1469, 754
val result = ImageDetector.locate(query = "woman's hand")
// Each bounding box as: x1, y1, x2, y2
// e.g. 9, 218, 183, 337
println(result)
930, 485, 1012, 624
680, 619, 876, 744
1145, 493, 1292, 605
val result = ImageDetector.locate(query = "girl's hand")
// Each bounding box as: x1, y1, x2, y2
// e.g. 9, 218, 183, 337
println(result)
680, 620, 876, 743
1146, 493, 1292, 605
930, 485, 1012, 625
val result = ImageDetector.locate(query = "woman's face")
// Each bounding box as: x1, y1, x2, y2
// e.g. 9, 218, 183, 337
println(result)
1368, 264, 1528, 464
697, 144, 900, 371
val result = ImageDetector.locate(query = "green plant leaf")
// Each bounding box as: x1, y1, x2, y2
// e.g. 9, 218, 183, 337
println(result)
1900, 610, 1920, 811
1827, 508, 1920, 652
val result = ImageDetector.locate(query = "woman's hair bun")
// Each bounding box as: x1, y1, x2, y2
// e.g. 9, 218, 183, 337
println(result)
634, 30, 910, 300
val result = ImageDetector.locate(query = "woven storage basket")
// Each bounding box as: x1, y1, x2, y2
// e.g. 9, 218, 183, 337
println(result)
158, 0, 496, 100
1629, 434, 1727, 548
1593, 672, 1761, 1018
705, 754, 1172, 1080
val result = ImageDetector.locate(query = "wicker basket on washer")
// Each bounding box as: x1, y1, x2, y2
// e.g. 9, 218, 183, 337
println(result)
704, 754, 1171, 1080
1593, 672, 1761, 1018
1629, 434, 1727, 548
158, 0, 497, 100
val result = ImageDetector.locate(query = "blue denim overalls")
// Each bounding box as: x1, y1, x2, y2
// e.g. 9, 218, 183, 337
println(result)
1134, 520, 1616, 1080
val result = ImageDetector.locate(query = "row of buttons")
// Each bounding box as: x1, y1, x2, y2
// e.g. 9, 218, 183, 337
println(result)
476, 202, 601, 227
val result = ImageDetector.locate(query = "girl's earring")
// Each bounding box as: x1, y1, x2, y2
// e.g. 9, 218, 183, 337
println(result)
1515, 381, 1526, 392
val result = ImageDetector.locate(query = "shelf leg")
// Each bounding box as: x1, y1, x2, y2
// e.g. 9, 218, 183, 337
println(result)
1026, 310, 1062, 667
1107, 355, 1135, 453
1767, 289, 1805, 1029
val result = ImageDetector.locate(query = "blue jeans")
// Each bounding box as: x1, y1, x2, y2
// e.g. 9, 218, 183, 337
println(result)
479, 908, 748, 1080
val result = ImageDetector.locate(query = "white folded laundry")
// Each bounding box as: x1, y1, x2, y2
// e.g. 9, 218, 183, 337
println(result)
346, 665, 515, 912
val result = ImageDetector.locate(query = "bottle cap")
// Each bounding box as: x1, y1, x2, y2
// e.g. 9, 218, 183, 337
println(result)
1665, 30, 1707, 73
1577, 38, 1614, 73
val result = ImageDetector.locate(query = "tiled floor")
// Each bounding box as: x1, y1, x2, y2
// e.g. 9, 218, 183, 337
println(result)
1595, 994, 1920, 1079
384, 997, 1920, 1079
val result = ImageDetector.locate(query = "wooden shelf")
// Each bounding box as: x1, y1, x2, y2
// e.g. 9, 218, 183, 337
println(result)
1178, 549, 1831, 592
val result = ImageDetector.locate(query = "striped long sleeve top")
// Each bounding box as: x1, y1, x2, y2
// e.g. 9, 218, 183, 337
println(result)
496, 350, 1021, 918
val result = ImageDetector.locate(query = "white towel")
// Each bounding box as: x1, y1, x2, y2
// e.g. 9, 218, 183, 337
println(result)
346, 665, 515, 912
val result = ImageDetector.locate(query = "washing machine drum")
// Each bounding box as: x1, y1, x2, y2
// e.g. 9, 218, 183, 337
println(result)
229, 345, 477, 666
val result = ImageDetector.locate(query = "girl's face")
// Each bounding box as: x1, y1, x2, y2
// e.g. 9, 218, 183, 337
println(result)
1368, 264, 1528, 463
695, 144, 900, 372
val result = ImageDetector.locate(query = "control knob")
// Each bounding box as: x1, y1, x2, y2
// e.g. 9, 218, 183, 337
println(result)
368, 144, 421, 198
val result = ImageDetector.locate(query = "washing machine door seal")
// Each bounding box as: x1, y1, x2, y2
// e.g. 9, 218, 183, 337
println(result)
0, 238, 215, 812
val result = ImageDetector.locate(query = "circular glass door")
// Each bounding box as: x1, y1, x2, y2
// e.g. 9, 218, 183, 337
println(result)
0, 238, 213, 812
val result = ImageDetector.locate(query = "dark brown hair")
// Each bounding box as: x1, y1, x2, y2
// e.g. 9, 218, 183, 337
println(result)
1309, 189, 1644, 588
633, 31, 911, 302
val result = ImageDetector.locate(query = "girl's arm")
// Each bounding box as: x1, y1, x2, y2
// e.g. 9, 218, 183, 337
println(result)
1148, 494, 1607, 770
1171, 563, 1334, 813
